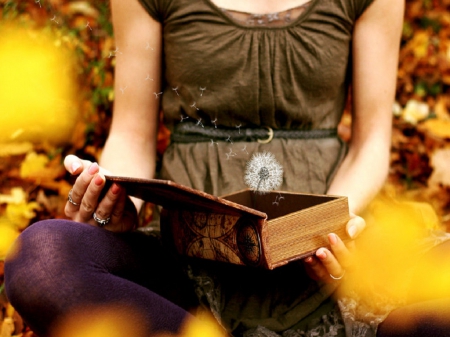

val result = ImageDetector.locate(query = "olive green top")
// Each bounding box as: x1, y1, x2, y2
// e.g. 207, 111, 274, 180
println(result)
137, 0, 375, 335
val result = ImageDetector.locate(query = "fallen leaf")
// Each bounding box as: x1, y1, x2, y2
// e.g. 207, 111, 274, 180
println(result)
19, 152, 49, 178
428, 147, 450, 188
0, 317, 14, 337
6, 202, 40, 230
401, 99, 430, 124
0, 188, 27, 205
0, 143, 34, 157
0, 220, 19, 259
419, 118, 450, 139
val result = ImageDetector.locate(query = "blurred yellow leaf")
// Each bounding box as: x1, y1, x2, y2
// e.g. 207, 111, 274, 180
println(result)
20, 151, 64, 181
0, 187, 39, 230
407, 31, 429, 58
0, 188, 27, 204
0, 219, 20, 259
0, 142, 34, 157
180, 313, 226, 337
0, 317, 14, 337
0, 23, 79, 145
63, 1, 99, 18
419, 119, 450, 139
51, 305, 146, 337
20, 151, 49, 178
6, 202, 40, 230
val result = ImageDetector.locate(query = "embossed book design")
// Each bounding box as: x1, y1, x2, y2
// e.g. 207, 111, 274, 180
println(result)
106, 176, 350, 270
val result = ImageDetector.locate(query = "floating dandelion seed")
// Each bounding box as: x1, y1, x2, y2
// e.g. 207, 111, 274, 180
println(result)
244, 152, 283, 194
196, 118, 204, 127
226, 147, 237, 160
211, 118, 218, 128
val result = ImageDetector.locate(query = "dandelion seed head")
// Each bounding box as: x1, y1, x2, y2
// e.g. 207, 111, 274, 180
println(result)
244, 152, 283, 194
258, 167, 270, 180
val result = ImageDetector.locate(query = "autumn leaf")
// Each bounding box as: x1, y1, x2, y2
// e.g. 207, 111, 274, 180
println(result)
6, 202, 40, 230
0, 219, 19, 259
0, 188, 27, 205
0, 187, 40, 230
419, 119, 450, 139
428, 147, 450, 188
401, 99, 430, 124
0, 142, 34, 157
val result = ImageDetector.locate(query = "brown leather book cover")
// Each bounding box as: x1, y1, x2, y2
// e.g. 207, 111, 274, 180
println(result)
105, 176, 350, 269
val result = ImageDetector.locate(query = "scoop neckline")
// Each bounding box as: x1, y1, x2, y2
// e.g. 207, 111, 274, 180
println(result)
202, 0, 319, 30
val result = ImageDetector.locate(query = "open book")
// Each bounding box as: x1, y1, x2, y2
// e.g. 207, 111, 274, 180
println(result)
105, 176, 349, 269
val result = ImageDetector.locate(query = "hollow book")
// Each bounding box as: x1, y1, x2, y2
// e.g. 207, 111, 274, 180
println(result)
105, 176, 350, 270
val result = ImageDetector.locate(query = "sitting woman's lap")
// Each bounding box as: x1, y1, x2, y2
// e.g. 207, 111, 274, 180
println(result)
7, 220, 450, 337
4, 219, 196, 336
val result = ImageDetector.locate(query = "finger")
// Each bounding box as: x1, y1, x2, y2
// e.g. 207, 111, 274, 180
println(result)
64, 155, 113, 176
94, 183, 126, 230
304, 256, 328, 281
66, 162, 99, 206
112, 195, 139, 232
64, 162, 100, 217
77, 172, 105, 222
64, 155, 92, 175
346, 214, 366, 239
328, 233, 353, 269
316, 248, 345, 282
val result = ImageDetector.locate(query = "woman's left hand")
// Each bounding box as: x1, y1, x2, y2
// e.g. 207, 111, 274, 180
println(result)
303, 214, 366, 283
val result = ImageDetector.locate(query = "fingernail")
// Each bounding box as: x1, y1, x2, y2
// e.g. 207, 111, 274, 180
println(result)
348, 225, 356, 239
71, 162, 81, 173
111, 183, 121, 195
305, 257, 313, 263
328, 233, 337, 245
316, 248, 327, 260
94, 174, 104, 186
88, 162, 99, 175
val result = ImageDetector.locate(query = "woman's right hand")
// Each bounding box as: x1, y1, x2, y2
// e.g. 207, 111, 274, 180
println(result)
63, 155, 139, 232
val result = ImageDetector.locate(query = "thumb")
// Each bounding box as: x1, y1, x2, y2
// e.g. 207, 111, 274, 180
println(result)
346, 213, 366, 239
64, 155, 91, 175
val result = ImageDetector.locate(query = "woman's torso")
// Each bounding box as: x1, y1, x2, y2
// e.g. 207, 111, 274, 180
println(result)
137, 0, 373, 334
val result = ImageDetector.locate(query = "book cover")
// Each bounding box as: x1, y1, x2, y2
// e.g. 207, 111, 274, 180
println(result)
105, 176, 349, 269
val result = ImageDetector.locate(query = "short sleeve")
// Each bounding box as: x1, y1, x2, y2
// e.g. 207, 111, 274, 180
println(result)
349, 0, 375, 21
137, 0, 166, 22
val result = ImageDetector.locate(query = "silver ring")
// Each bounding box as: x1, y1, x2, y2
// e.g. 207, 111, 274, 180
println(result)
329, 270, 346, 281
93, 212, 110, 227
68, 189, 80, 206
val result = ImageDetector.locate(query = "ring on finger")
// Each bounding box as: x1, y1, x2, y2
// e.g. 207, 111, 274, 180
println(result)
93, 212, 110, 227
68, 189, 80, 206
329, 270, 346, 281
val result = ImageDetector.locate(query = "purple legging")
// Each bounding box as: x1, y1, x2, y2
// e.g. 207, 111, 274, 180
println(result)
4, 220, 197, 337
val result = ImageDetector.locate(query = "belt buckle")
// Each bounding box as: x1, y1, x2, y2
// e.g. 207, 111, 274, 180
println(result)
257, 126, 274, 144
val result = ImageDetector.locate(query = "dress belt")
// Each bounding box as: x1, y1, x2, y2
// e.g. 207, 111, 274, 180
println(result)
170, 122, 338, 144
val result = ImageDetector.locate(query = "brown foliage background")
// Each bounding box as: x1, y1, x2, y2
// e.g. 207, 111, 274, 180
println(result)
1, 0, 450, 335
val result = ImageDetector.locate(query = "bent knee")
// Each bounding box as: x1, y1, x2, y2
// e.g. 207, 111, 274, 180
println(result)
4, 219, 91, 295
